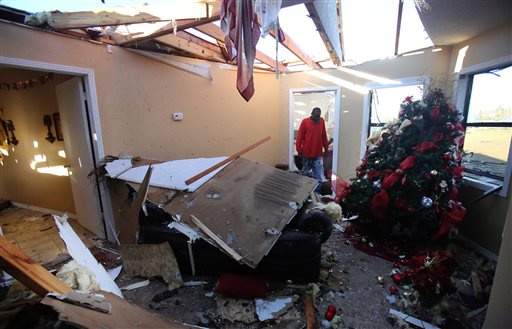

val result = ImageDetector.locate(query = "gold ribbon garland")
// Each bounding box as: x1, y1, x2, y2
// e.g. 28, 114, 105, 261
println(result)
0, 73, 54, 91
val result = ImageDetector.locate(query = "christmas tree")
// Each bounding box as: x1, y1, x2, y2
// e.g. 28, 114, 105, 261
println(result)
340, 89, 466, 242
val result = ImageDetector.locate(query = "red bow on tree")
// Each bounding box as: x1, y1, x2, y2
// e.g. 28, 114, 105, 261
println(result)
371, 189, 390, 220
433, 201, 466, 238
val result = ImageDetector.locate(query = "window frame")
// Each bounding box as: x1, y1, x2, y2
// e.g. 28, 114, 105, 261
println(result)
361, 76, 429, 159
456, 58, 512, 198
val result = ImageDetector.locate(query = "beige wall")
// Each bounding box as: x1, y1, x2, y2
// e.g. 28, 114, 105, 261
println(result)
0, 69, 75, 212
0, 22, 281, 167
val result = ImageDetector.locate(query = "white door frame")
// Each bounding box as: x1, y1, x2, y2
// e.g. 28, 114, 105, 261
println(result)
0, 55, 115, 241
289, 86, 341, 178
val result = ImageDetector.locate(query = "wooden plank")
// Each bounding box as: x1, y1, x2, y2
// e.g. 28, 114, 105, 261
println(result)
119, 17, 220, 46
184, 136, 272, 185
195, 23, 288, 72
165, 158, 318, 268
42, 290, 198, 328
270, 28, 321, 70
119, 165, 152, 244
0, 236, 71, 297
304, 292, 316, 329
128, 49, 212, 80
45, 4, 211, 29
304, 1, 343, 66
190, 214, 243, 262
154, 33, 226, 62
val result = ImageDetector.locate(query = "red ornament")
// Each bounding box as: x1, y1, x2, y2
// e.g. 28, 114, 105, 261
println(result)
392, 273, 403, 284
327, 305, 337, 313
393, 262, 401, 269
325, 310, 335, 321
443, 153, 452, 160
389, 285, 399, 294
399, 258, 409, 266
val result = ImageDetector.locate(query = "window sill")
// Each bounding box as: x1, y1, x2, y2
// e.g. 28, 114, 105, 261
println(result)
462, 176, 506, 198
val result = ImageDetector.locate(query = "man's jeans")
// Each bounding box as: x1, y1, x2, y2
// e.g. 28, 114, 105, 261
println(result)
302, 156, 323, 192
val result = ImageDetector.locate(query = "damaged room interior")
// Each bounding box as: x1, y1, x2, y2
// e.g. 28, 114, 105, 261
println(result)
0, 0, 511, 328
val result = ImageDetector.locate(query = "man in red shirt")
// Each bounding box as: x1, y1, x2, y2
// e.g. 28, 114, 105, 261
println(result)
296, 107, 329, 193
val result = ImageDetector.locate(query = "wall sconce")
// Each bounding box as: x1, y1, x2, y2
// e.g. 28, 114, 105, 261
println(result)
6, 120, 18, 146
43, 114, 56, 143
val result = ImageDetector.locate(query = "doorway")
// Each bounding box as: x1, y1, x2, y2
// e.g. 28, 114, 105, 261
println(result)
0, 56, 114, 240
289, 86, 341, 181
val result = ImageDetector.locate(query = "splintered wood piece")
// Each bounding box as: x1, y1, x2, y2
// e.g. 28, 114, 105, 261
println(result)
184, 136, 271, 185
119, 165, 152, 244
0, 236, 71, 297
42, 290, 198, 328
190, 215, 242, 262
304, 292, 316, 329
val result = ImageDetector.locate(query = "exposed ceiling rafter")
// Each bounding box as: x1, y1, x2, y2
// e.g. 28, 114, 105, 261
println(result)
154, 33, 226, 62
194, 23, 289, 72
269, 28, 321, 70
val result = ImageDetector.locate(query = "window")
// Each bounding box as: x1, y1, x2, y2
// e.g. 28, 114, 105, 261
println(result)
368, 82, 425, 137
460, 64, 512, 195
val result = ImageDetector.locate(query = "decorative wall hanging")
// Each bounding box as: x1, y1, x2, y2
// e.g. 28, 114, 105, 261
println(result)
0, 119, 9, 157
53, 112, 63, 141
0, 73, 54, 91
5, 120, 18, 146
43, 114, 56, 143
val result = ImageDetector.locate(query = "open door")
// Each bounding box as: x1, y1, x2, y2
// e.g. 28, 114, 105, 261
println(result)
289, 87, 341, 180
56, 77, 105, 237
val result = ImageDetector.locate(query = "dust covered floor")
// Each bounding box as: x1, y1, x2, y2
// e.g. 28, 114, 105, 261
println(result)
118, 227, 495, 329
0, 205, 496, 329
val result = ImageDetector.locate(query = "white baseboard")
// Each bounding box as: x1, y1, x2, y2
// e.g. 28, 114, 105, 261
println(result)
11, 202, 77, 219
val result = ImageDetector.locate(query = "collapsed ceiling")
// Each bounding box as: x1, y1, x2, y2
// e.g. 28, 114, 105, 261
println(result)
0, 0, 510, 74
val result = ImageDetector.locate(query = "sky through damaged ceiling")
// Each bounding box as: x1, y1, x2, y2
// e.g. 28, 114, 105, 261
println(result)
0, 0, 435, 70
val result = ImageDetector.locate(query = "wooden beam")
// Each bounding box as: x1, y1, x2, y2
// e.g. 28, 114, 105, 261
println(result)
304, 1, 342, 67
176, 30, 225, 57
184, 136, 272, 185
270, 28, 321, 70
0, 236, 72, 297
43, 4, 211, 29
119, 165, 152, 245
190, 215, 243, 262
195, 23, 288, 72
119, 16, 220, 46
128, 49, 212, 80
394, 0, 404, 55
154, 33, 226, 62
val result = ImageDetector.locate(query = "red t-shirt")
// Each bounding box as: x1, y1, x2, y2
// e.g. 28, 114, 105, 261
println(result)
296, 117, 329, 158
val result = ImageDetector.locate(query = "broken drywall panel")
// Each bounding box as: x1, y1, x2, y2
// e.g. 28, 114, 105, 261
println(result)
255, 295, 298, 321
47, 291, 112, 314
121, 279, 150, 291
389, 309, 440, 329
164, 157, 318, 268
53, 214, 123, 298
117, 157, 229, 192
105, 159, 133, 178
108, 266, 122, 281
42, 290, 200, 329
119, 243, 183, 291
